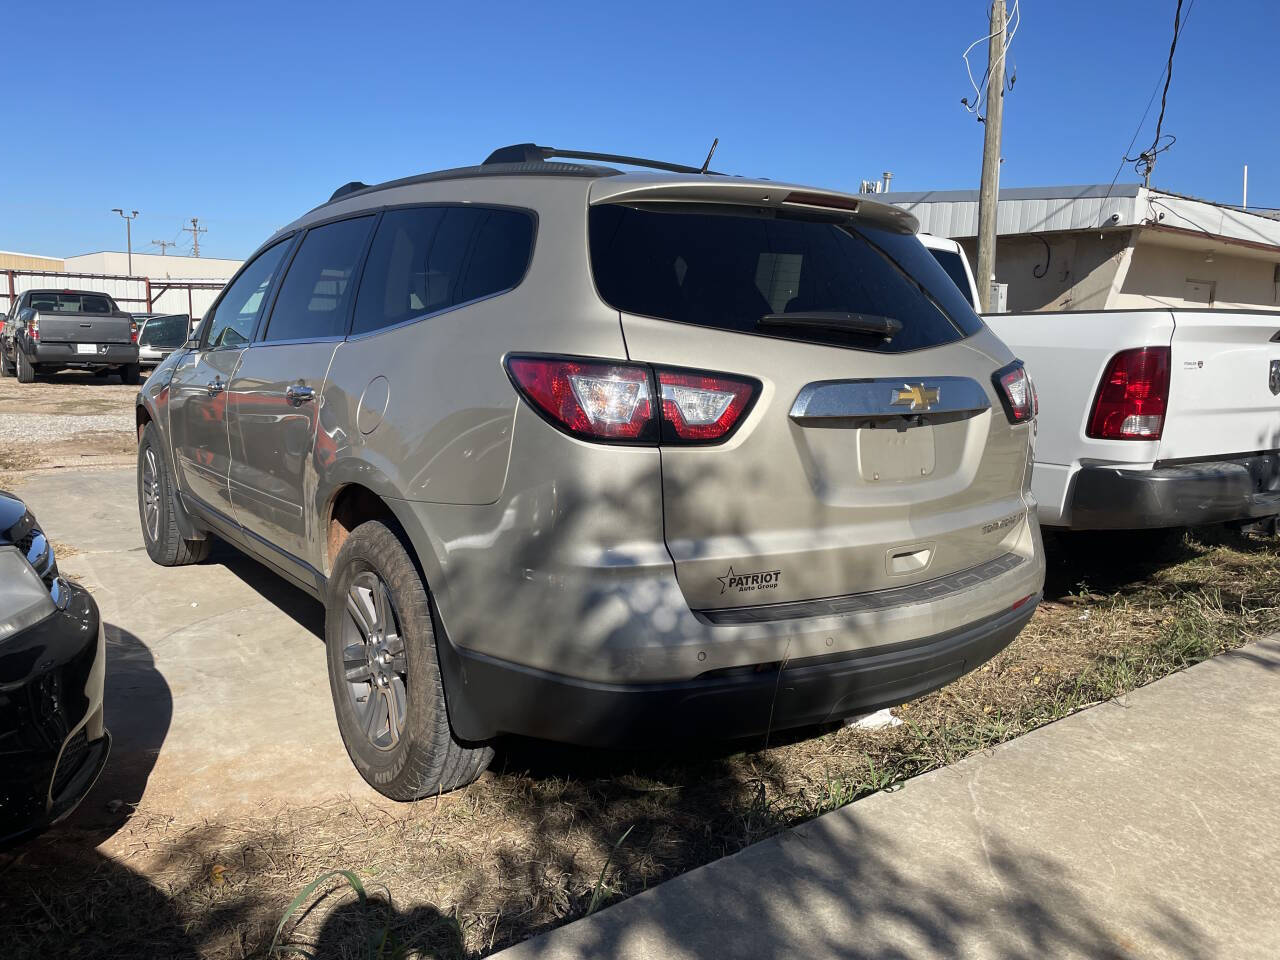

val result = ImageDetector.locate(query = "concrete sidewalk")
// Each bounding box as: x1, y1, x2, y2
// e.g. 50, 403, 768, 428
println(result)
17, 468, 386, 820
496, 639, 1280, 960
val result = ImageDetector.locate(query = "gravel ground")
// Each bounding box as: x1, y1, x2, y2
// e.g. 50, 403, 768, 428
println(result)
0, 412, 134, 442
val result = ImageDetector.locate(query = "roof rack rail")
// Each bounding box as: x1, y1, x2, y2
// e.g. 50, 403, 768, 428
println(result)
483, 143, 725, 176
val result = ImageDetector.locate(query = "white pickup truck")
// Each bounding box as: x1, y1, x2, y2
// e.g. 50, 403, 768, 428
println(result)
922, 235, 1280, 531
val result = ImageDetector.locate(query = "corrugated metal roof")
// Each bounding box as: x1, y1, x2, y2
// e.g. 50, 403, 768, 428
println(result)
879, 183, 1280, 250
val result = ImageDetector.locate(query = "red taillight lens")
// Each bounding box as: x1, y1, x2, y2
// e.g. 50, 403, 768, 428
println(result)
657, 370, 757, 442
506, 356, 759, 445
507, 356, 656, 441
130, 320, 139, 344
992, 360, 1034, 424
1087, 346, 1170, 440
28, 317, 38, 342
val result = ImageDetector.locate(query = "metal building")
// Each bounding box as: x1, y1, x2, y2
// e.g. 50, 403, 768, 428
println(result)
880, 184, 1280, 312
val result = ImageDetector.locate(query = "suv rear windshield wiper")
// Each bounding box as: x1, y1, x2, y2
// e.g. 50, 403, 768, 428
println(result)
758, 312, 902, 341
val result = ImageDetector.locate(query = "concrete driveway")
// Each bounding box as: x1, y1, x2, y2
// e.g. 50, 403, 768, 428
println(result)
17, 466, 386, 819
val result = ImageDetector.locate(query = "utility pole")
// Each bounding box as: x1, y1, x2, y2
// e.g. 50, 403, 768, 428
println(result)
112, 208, 139, 275
975, 0, 1007, 314
183, 217, 207, 257
152, 239, 175, 256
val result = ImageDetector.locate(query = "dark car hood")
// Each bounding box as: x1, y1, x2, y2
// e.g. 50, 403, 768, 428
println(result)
0, 491, 35, 547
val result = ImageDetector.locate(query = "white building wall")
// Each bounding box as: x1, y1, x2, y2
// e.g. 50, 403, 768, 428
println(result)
63, 251, 242, 280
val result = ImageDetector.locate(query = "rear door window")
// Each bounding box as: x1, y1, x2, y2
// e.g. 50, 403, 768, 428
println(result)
352, 206, 534, 336
262, 216, 374, 343
589, 205, 983, 353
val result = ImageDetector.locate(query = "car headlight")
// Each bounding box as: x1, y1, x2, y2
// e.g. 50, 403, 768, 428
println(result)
0, 545, 56, 640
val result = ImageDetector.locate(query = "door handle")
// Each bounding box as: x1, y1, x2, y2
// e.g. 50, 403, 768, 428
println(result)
207, 377, 225, 397
285, 383, 316, 405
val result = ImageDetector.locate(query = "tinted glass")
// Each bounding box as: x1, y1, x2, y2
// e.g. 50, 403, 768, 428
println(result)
205, 239, 291, 349
139, 315, 188, 348
27, 292, 115, 313
929, 248, 978, 309
352, 206, 534, 336
589, 205, 983, 353
263, 217, 374, 342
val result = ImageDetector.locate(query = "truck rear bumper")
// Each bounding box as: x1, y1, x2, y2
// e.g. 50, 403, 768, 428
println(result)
1068, 454, 1280, 530
31, 343, 138, 367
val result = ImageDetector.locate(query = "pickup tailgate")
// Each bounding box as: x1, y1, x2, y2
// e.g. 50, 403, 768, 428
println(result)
1160, 312, 1280, 460
35, 310, 134, 344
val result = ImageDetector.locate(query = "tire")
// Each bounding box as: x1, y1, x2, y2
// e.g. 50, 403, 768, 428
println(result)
16, 350, 34, 383
325, 520, 492, 800
121, 363, 141, 385
137, 423, 211, 566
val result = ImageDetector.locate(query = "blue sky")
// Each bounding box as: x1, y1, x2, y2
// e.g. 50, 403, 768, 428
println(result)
2, 0, 1275, 260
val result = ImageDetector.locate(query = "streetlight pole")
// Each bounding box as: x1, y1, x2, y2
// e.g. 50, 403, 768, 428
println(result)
111, 208, 139, 275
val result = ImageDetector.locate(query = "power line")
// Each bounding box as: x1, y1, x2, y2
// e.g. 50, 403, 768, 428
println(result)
961, 0, 1020, 120
1128, 0, 1185, 186
1103, 0, 1196, 200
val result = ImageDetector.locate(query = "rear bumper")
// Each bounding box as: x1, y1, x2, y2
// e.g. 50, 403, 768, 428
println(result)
30, 342, 138, 367
0, 581, 110, 850
438, 597, 1039, 747
1067, 454, 1280, 530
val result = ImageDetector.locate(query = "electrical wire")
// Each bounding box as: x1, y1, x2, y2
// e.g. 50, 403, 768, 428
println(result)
961, 0, 1020, 119
1102, 0, 1197, 203
1126, 0, 1184, 184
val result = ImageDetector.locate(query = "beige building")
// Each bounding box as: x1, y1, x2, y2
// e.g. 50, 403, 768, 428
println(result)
881, 184, 1280, 313
0, 250, 64, 272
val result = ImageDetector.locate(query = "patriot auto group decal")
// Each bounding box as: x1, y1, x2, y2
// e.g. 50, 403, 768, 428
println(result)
717, 566, 782, 595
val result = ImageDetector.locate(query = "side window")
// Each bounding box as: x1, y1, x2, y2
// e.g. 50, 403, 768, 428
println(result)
351, 206, 534, 337
204, 239, 292, 349
262, 216, 374, 343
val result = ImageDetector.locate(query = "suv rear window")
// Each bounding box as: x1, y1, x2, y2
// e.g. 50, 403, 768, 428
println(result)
139, 315, 189, 348
589, 205, 983, 353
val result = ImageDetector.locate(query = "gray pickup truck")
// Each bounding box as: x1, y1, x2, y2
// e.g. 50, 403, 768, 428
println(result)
1, 289, 141, 384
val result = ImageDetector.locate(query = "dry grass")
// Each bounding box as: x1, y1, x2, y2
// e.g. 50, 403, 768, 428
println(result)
2, 526, 1278, 959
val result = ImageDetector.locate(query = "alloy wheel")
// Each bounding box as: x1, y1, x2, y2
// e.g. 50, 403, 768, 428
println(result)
342, 570, 408, 751
142, 447, 162, 543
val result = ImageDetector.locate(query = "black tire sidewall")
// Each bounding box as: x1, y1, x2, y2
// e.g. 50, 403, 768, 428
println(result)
325, 522, 447, 797
137, 425, 174, 564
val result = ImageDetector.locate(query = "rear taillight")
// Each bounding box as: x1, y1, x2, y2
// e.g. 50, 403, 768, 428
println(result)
992, 360, 1034, 424
28, 317, 38, 342
130, 320, 139, 344
505, 355, 758, 445
506, 357, 656, 441
1087, 346, 1170, 440
656, 370, 756, 442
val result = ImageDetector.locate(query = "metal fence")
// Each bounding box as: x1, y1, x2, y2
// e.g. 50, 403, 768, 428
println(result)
2, 269, 227, 319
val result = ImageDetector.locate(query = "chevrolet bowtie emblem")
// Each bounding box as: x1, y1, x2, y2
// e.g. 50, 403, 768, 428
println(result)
891, 383, 940, 411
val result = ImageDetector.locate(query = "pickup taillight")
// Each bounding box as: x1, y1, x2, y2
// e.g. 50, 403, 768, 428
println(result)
1087, 346, 1170, 440
28, 316, 38, 342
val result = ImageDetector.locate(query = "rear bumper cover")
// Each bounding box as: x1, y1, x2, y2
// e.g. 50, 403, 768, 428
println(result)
0, 581, 111, 850
438, 597, 1039, 747
1068, 454, 1280, 530
30, 342, 138, 366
